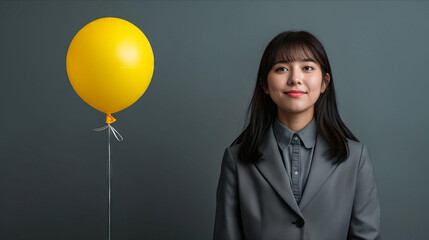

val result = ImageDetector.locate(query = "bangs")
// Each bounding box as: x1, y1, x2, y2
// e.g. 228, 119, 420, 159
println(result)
273, 41, 321, 65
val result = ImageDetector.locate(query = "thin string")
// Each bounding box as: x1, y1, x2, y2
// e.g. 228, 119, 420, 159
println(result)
108, 125, 111, 240
94, 124, 124, 141
94, 123, 123, 240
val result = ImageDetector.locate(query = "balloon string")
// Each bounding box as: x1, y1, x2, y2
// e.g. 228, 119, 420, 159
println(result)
94, 123, 123, 240
94, 124, 124, 141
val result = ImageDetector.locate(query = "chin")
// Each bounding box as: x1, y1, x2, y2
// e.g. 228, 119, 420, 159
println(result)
279, 105, 312, 115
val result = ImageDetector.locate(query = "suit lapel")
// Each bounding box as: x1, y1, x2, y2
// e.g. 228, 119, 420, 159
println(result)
298, 132, 339, 210
253, 123, 303, 218
253, 122, 340, 216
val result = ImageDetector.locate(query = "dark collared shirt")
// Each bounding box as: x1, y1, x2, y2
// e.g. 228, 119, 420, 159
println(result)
272, 116, 318, 203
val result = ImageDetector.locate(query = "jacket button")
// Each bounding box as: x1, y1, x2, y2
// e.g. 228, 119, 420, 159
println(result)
292, 218, 304, 228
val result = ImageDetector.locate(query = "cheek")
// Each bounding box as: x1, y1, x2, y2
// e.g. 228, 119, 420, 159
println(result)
308, 78, 323, 92
309, 92, 321, 102
306, 80, 323, 98
267, 76, 283, 91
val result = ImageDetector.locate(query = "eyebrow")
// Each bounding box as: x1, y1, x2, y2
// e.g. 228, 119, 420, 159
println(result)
273, 58, 316, 65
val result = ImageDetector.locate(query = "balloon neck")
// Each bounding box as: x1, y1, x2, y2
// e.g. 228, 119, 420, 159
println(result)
106, 113, 116, 124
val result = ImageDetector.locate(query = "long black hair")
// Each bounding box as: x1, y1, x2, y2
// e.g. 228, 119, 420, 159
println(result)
231, 30, 358, 164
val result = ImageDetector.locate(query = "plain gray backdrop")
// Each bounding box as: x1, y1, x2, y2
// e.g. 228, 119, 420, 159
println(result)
1, 0, 428, 239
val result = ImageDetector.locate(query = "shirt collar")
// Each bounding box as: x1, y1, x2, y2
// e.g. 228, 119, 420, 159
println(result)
273, 116, 317, 150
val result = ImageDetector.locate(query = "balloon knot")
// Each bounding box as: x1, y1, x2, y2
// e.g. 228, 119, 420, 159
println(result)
106, 113, 116, 124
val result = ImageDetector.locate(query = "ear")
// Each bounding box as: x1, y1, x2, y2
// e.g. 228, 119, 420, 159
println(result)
260, 80, 269, 94
321, 73, 330, 93
263, 86, 269, 94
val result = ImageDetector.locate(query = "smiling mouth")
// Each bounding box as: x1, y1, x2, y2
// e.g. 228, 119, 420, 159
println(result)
283, 91, 307, 94
284, 92, 306, 97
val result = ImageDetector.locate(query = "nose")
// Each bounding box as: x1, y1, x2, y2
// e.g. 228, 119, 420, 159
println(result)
287, 69, 303, 85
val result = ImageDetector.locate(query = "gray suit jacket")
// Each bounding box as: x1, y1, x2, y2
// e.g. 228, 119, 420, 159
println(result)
213, 123, 380, 240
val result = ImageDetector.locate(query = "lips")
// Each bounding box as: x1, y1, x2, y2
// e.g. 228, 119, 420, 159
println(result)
285, 90, 306, 94
284, 90, 306, 97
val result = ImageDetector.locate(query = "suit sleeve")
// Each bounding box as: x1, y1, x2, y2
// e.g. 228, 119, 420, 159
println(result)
348, 144, 381, 240
213, 147, 244, 240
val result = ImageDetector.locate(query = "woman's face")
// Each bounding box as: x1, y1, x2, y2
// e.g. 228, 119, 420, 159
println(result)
263, 53, 330, 117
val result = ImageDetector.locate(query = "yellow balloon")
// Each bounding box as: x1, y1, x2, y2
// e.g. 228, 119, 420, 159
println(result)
66, 17, 154, 123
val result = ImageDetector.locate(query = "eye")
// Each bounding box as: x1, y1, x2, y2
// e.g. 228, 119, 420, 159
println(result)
304, 66, 314, 71
275, 67, 288, 72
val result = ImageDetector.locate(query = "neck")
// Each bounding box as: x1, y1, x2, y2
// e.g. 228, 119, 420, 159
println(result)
277, 108, 314, 132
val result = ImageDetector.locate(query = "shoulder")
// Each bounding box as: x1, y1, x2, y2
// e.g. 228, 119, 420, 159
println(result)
346, 138, 364, 154
219, 143, 244, 174
227, 143, 241, 156
345, 138, 371, 166
222, 143, 241, 163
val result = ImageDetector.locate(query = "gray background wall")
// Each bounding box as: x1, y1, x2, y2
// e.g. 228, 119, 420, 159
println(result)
1, 1, 428, 239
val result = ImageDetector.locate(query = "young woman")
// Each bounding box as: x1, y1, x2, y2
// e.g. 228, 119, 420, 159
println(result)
213, 31, 380, 240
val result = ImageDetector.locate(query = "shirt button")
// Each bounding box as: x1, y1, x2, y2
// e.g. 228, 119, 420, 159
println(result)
294, 136, 298, 140
294, 171, 299, 175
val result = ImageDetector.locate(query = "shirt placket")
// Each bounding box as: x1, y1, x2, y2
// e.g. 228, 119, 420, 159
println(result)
291, 133, 301, 202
